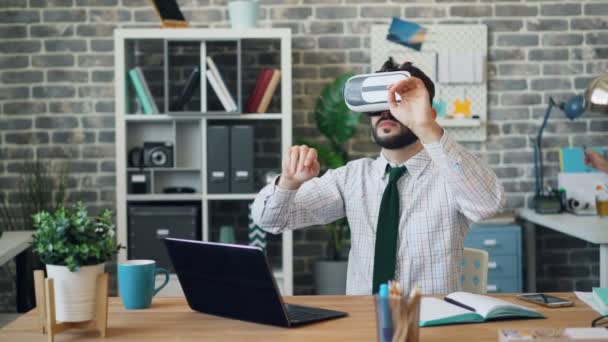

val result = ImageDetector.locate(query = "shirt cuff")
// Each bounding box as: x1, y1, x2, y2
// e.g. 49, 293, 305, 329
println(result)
422, 130, 462, 171
268, 174, 298, 203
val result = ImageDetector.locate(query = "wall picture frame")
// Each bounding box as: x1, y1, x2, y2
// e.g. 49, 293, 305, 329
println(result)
149, 0, 189, 28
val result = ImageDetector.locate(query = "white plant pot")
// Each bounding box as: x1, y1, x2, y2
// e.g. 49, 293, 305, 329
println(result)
45, 263, 104, 322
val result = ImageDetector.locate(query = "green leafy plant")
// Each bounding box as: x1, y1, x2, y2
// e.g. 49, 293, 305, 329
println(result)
0, 161, 69, 236
32, 202, 122, 272
301, 73, 362, 261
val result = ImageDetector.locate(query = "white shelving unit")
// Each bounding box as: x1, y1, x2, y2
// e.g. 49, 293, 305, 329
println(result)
114, 28, 293, 295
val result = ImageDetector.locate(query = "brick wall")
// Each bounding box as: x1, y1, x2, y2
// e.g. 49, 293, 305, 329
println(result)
1, 0, 607, 308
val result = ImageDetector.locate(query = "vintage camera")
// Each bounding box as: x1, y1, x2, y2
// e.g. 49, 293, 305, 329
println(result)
129, 142, 174, 168
143, 141, 173, 168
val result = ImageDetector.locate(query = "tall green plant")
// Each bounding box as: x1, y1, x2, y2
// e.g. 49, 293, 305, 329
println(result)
301, 73, 362, 261
0, 161, 69, 236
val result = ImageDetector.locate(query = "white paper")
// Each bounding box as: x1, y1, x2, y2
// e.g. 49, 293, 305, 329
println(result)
420, 297, 473, 322
438, 53, 450, 83
446, 292, 538, 318
449, 52, 473, 83
574, 291, 608, 316
566, 328, 608, 339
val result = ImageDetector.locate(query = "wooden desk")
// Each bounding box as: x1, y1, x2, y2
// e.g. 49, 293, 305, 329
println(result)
0, 231, 34, 312
0, 231, 33, 267
0, 293, 599, 341
517, 208, 608, 290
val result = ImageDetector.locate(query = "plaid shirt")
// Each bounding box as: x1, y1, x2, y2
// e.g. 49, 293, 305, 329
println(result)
252, 131, 505, 295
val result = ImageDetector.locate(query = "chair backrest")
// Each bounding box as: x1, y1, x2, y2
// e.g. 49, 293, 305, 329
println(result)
461, 247, 489, 294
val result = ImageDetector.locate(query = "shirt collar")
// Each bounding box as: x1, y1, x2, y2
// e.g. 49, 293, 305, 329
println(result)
372, 148, 432, 179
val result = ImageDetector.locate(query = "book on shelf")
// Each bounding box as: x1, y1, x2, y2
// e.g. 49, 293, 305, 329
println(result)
245, 68, 274, 113
206, 57, 237, 112
128, 67, 159, 115
206, 69, 233, 112
256, 69, 281, 113
419, 292, 544, 327
170, 66, 201, 111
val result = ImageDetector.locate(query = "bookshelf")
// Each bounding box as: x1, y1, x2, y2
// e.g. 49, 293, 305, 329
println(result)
114, 28, 293, 296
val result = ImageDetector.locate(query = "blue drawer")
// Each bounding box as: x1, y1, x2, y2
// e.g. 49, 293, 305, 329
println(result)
487, 276, 521, 293
487, 255, 519, 278
465, 226, 521, 256
465, 223, 522, 293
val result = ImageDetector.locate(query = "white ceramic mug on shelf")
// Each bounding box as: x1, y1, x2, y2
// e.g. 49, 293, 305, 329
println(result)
228, 0, 258, 29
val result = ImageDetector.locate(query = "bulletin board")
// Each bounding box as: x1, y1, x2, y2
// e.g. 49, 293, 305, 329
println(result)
371, 24, 488, 142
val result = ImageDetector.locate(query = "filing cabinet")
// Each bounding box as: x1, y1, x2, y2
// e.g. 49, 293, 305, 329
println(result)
464, 223, 522, 293
128, 203, 200, 272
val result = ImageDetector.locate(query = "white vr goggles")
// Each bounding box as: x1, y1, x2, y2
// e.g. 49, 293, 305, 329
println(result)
343, 71, 410, 113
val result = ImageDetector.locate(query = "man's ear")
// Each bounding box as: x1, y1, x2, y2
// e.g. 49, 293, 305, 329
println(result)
431, 107, 437, 120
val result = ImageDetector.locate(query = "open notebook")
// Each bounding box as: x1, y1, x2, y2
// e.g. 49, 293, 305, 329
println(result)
420, 292, 545, 327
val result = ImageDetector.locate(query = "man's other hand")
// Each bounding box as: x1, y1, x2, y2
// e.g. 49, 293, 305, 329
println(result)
585, 149, 608, 174
277, 145, 320, 190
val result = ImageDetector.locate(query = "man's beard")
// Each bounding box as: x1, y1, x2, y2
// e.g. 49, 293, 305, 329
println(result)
371, 118, 419, 149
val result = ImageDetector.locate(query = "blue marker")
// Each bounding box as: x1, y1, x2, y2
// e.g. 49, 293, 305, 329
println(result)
378, 284, 393, 342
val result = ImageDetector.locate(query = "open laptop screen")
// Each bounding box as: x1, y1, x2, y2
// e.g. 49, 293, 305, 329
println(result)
163, 238, 290, 327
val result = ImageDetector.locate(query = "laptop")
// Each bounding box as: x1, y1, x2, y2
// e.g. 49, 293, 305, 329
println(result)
163, 238, 348, 327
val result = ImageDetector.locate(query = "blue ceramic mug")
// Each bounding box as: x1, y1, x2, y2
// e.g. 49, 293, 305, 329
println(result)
118, 260, 170, 310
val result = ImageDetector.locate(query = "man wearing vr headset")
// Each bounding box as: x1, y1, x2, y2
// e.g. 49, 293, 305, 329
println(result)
252, 58, 505, 295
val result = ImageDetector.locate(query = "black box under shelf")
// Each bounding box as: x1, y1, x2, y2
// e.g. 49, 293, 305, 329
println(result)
128, 202, 201, 272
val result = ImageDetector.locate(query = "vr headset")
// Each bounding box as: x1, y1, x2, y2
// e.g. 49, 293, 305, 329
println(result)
343, 71, 410, 113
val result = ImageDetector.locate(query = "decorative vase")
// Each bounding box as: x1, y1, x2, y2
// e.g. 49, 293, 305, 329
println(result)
314, 260, 348, 295
228, 0, 258, 29
45, 263, 105, 322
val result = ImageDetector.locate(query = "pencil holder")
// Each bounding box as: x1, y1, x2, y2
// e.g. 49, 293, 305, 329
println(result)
374, 295, 420, 342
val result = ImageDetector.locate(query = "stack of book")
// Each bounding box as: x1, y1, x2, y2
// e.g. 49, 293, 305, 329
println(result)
245, 68, 281, 114
128, 67, 159, 115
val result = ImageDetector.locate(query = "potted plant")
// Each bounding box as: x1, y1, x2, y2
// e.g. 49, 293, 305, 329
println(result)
0, 161, 69, 311
32, 202, 121, 322
301, 73, 362, 294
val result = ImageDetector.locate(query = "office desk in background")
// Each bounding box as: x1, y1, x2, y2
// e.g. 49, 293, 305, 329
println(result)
517, 208, 608, 291
0, 231, 34, 313
0, 294, 599, 342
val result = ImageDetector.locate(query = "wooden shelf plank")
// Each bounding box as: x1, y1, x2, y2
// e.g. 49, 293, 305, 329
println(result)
205, 194, 258, 201
125, 114, 283, 121
127, 194, 202, 201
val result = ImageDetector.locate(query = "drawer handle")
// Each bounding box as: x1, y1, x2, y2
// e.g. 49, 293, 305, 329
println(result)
488, 262, 497, 269
156, 229, 170, 238
483, 239, 497, 246
487, 284, 498, 292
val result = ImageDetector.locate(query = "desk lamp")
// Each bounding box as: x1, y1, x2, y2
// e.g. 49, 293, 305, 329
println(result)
534, 74, 608, 214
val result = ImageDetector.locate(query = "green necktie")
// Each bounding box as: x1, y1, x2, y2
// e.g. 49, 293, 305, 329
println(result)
372, 165, 407, 294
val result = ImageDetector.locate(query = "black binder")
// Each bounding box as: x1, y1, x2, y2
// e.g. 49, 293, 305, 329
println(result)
207, 125, 230, 193
230, 125, 255, 193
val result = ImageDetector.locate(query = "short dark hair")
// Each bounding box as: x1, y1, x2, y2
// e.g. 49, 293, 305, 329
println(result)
376, 57, 435, 105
